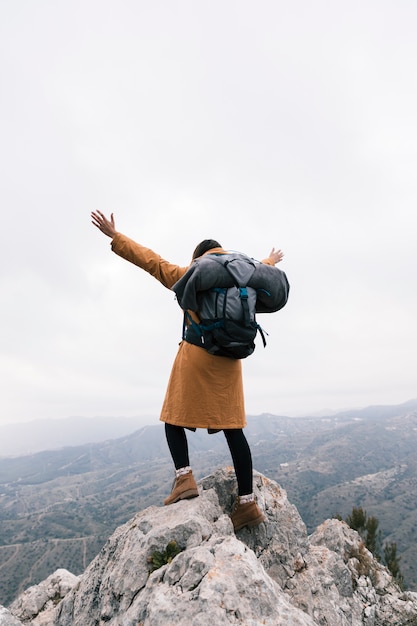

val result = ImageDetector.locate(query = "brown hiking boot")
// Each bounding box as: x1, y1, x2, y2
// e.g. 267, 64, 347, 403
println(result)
164, 471, 199, 506
231, 497, 266, 531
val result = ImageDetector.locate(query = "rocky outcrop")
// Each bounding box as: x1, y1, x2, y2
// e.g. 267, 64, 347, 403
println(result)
6, 570, 79, 626
0, 606, 23, 626
4, 468, 417, 625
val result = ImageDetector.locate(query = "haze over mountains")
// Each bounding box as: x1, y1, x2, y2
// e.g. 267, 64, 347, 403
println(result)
0, 415, 156, 458
0, 404, 372, 458
1, 398, 417, 607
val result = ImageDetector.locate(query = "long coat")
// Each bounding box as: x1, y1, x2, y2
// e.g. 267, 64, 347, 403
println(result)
111, 232, 273, 431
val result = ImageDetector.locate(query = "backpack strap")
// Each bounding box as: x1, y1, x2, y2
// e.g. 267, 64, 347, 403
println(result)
256, 323, 268, 348
222, 260, 248, 324
222, 260, 268, 347
182, 310, 223, 346
238, 286, 251, 327
182, 311, 201, 342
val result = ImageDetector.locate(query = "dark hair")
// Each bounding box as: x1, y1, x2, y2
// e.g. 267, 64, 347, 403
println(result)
192, 239, 222, 260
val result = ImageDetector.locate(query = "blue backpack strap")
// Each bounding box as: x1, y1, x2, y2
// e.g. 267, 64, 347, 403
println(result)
183, 310, 223, 346
183, 311, 203, 342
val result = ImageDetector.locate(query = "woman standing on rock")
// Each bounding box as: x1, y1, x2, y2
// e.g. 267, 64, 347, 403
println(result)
91, 210, 284, 531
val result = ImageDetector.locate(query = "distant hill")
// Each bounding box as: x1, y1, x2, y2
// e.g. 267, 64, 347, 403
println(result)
0, 415, 157, 457
1, 398, 417, 606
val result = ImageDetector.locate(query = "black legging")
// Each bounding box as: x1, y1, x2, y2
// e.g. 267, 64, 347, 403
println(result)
164, 423, 253, 496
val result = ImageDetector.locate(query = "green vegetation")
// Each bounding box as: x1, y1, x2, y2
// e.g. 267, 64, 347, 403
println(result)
147, 540, 182, 573
344, 506, 404, 589
345, 541, 377, 588
384, 541, 404, 589
345, 506, 382, 560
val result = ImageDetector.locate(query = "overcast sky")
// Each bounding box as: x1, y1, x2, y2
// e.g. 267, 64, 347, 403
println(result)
1, 0, 416, 427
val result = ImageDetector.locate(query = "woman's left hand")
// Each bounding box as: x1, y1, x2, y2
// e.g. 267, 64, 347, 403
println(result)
268, 247, 284, 265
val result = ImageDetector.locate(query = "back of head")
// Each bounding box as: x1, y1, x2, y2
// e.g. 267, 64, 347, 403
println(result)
192, 239, 222, 260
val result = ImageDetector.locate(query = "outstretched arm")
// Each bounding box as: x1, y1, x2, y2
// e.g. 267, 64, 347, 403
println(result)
91, 210, 117, 238
91, 210, 187, 288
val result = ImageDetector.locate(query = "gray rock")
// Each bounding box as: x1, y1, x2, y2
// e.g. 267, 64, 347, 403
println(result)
0, 607, 23, 626
8, 569, 79, 626
51, 472, 315, 626
318, 519, 417, 625
7, 468, 417, 626
200, 468, 310, 586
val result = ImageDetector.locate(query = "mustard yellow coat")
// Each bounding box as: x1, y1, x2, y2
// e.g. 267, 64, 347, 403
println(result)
111, 232, 272, 431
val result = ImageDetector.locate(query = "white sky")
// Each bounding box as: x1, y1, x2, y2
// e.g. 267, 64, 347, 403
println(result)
1, 0, 416, 426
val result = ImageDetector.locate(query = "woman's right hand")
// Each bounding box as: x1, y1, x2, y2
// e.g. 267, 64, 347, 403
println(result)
91, 211, 117, 238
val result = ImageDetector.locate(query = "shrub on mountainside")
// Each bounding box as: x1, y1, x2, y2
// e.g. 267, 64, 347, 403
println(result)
343, 506, 404, 589
384, 541, 404, 589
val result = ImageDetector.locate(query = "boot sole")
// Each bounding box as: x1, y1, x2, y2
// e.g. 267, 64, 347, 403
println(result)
164, 489, 199, 506
178, 489, 199, 501
233, 513, 266, 532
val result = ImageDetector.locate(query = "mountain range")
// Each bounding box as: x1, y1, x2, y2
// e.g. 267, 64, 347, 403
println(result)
5, 467, 417, 626
1, 398, 417, 606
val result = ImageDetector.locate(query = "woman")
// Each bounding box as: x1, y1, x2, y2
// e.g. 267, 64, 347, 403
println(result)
91, 210, 284, 531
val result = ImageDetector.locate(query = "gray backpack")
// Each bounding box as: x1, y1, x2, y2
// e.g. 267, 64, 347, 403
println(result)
173, 252, 289, 359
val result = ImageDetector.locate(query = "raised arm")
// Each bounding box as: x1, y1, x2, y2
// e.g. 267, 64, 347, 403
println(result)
91, 210, 187, 288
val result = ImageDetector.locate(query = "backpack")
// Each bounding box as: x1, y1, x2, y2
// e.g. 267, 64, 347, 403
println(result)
173, 252, 289, 359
